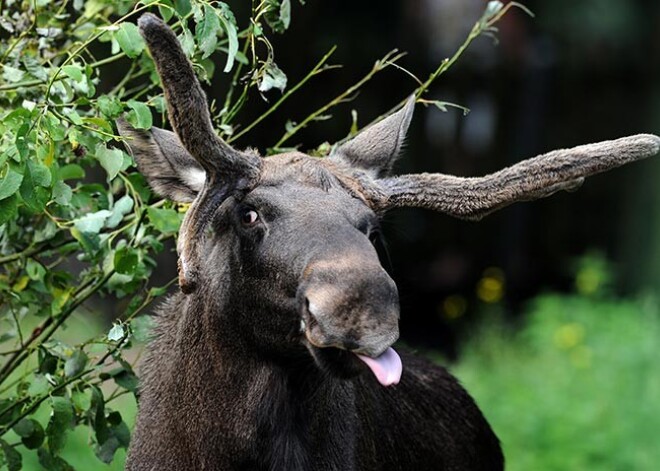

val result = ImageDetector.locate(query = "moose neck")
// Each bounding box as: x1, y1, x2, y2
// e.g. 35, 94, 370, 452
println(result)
171, 273, 332, 390
165, 291, 357, 470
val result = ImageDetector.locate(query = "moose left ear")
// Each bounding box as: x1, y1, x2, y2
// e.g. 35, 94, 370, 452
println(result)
117, 119, 205, 203
331, 95, 415, 177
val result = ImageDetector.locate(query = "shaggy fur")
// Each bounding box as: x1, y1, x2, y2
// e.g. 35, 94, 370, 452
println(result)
119, 13, 659, 471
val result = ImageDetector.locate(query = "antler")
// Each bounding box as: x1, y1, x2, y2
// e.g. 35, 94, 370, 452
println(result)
137, 13, 259, 180
367, 134, 660, 220
136, 14, 261, 293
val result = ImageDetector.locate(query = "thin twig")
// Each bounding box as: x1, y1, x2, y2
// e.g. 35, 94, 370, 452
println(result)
229, 46, 338, 143
0, 271, 114, 386
274, 50, 406, 149
336, 2, 532, 145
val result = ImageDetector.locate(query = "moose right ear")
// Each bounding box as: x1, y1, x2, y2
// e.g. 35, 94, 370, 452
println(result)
117, 119, 205, 203
330, 95, 415, 178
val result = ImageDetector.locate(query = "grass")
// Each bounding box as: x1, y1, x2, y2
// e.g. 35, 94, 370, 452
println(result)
454, 293, 660, 470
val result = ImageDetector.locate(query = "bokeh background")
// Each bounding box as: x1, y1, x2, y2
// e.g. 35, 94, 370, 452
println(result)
5, 0, 660, 469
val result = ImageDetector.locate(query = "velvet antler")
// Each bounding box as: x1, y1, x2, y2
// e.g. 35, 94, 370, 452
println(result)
129, 14, 261, 293
136, 13, 259, 179
366, 134, 660, 220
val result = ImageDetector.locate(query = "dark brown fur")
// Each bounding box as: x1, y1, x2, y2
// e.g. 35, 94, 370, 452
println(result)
119, 13, 659, 471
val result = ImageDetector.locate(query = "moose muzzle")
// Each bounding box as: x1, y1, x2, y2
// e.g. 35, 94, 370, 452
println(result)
299, 255, 402, 386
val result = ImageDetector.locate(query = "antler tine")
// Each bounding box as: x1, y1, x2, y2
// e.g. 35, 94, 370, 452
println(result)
369, 134, 660, 220
137, 13, 259, 181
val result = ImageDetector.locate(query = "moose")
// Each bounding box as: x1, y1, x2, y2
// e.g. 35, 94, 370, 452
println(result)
118, 13, 660, 471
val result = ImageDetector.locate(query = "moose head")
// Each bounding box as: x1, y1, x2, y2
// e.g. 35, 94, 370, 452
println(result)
119, 13, 660, 387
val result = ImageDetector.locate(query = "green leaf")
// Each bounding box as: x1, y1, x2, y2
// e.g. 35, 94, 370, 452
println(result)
37, 448, 74, 471
196, 4, 221, 59
279, 0, 291, 30
52, 181, 73, 206
106, 194, 134, 228
46, 397, 74, 454
174, 0, 192, 16
58, 164, 85, 181
218, 3, 239, 72
264, 0, 292, 33
113, 420, 131, 448
38, 350, 58, 375
178, 27, 195, 58
23, 56, 47, 81
71, 389, 92, 412
62, 107, 83, 126
107, 323, 125, 342
43, 340, 75, 360
26, 258, 46, 281
0, 194, 18, 225
126, 100, 152, 130
59, 119, 76, 143
113, 368, 139, 392
0, 166, 23, 200
29, 160, 52, 187
90, 386, 109, 445
28, 374, 50, 397
70, 227, 101, 255
114, 22, 146, 58
97, 95, 124, 118
95, 143, 124, 181
20, 162, 51, 212
14, 418, 45, 449
199, 58, 216, 81
2, 65, 25, 83
0, 438, 21, 471
72, 209, 112, 234
158, 4, 175, 22
62, 64, 84, 82
258, 61, 288, 93
64, 349, 88, 378
147, 207, 183, 234
485, 1, 504, 19
13, 418, 35, 437
114, 247, 139, 275
83, 116, 114, 134
95, 436, 121, 464
94, 411, 131, 462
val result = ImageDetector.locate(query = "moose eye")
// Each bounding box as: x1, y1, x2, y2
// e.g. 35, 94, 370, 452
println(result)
241, 209, 260, 226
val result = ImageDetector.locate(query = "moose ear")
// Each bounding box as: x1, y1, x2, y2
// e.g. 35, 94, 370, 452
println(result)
117, 119, 205, 203
331, 95, 415, 177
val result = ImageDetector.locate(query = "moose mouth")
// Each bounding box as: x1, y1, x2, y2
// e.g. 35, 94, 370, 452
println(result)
301, 318, 402, 387
354, 348, 402, 386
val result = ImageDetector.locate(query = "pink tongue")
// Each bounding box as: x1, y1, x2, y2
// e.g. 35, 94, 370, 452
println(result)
356, 347, 402, 387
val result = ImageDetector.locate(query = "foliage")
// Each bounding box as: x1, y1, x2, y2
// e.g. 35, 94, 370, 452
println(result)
0, 0, 527, 468
454, 259, 660, 470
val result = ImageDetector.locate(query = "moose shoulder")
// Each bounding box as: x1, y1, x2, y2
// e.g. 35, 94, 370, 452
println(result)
119, 13, 660, 471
